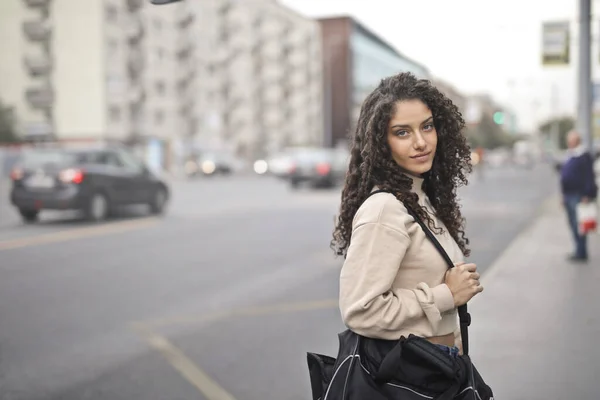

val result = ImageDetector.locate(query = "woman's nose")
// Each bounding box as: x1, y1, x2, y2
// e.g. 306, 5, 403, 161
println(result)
413, 133, 426, 149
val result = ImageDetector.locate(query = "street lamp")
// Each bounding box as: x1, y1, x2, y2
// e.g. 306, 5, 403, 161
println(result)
149, 0, 182, 4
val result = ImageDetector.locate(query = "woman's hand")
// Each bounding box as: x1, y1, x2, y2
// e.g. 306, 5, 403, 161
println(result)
445, 262, 483, 307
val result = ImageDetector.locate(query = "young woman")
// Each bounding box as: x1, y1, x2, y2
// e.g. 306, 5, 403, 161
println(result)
331, 72, 484, 356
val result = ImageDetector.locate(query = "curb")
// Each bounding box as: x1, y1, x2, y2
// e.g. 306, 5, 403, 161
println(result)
480, 193, 559, 286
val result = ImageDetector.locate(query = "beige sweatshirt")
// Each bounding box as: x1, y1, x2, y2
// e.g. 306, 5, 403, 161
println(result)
339, 176, 463, 342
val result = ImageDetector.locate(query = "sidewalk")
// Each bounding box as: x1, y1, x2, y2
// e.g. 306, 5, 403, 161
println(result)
469, 196, 599, 400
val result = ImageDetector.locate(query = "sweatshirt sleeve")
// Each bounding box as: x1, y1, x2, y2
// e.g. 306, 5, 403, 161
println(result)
582, 154, 598, 199
339, 194, 456, 340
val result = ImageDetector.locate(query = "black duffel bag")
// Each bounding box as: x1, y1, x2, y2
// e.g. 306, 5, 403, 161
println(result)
307, 195, 494, 400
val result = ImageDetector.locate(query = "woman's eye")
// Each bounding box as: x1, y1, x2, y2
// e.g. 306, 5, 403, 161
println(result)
423, 124, 434, 131
395, 130, 409, 137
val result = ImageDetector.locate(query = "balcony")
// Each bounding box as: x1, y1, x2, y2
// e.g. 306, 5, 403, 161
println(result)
127, 49, 146, 77
23, 121, 53, 138
176, 37, 194, 59
177, 9, 195, 30
127, 18, 145, 44
23, 20, 52, 41
24, 54, 52, 76
25, 85, 54, 109
129, 86, 146, 105
126, 0, 143, 13
23, 0, 51, 8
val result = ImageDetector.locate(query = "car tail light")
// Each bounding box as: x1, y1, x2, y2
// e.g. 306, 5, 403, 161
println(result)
10, 168, 23, 181
288, 163, 297, 174
316, 162, 331, 176
59, 168, 85, 184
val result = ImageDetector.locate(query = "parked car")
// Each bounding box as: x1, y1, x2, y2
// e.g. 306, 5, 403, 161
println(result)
9, 144, 170, 223
287, 147, 349, 189
265, 151, 296, 178
184, 150, 236, 177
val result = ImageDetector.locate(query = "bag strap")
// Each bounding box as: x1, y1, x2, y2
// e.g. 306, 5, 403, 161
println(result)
367, 189, 471, 355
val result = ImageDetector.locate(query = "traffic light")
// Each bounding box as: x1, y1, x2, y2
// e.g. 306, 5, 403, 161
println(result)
493, 111, 505, 125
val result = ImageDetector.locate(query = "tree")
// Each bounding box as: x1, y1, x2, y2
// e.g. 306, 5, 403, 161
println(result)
465, 112, 515, 149
0, 98, 19, 143
538, 116, 575, 150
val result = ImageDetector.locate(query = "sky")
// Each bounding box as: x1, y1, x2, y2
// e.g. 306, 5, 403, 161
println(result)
280, 0, 594, 132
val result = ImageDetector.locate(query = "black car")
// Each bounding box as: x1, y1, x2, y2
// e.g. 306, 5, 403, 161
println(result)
9, 145, 170, 223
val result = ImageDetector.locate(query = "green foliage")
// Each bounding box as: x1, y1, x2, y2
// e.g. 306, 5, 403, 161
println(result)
0, 98, 19, 143
465, 112, 516, 149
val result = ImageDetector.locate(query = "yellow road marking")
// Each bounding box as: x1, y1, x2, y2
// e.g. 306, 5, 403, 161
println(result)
132, 323, 237, 400
130, 299, 339, 399
0, 218, 159, 251
138, 298, 339, 329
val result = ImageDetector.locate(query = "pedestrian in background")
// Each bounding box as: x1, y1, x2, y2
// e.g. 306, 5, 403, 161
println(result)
560, 130, 598, 262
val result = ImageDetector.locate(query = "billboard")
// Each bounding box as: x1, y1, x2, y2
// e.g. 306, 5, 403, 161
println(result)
541, 21, 570, 66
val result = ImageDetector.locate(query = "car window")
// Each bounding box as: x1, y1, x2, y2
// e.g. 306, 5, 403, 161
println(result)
115, 149, 145, 172
74, 151, 121, 167
293, 149, 331, 163
20, 149, 78, 168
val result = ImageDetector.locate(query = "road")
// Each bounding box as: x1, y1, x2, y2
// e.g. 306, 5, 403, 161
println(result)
0, 164, 557, 400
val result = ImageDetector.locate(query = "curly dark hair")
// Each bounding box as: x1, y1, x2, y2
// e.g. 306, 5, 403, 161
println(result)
331, 72, 472, 258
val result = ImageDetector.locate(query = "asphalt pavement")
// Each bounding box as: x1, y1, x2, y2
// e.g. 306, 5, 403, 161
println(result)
0, 164, 558, 400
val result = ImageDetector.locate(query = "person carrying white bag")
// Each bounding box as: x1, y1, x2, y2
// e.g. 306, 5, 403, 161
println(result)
560, 130, 598, 263
577, 201, 598, 235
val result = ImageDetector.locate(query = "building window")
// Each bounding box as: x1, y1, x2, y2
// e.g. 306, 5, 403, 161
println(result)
105, 4, 118, 22
108, 105, 121, 122
155, 81, 166, 95
157, 47, 165, 62
107, 75, 125, 95
107, 38, 118, 56
155, 110, 165, 125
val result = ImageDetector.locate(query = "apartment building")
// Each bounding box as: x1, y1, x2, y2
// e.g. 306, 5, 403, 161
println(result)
0, 0, 180, 170
175, 0, 324, 161
0, 0, 56, 140
0, 0, 324, 167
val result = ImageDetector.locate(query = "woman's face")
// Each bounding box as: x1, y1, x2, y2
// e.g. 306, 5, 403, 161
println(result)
386, 99, 437, 176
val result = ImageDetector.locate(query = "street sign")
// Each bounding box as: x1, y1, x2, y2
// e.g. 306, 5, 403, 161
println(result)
542, 21, 570, 66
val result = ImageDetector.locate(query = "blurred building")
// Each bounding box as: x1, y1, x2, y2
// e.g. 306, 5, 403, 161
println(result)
319, 16, 430, 148
464, 94, 497, 126
431, 78, 467, 118
0, 0, 180, 168
175, 0, 324, 161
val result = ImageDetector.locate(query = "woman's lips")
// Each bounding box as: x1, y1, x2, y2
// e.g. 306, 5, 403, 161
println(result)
411, 151, 431, 162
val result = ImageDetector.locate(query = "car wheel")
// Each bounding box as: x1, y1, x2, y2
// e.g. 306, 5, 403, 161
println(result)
19, 209, 39, 223
85, 192, 110, 222
149, 187, 168, 215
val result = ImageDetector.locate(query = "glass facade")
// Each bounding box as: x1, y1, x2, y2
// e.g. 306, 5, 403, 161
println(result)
349, 26, 429, 131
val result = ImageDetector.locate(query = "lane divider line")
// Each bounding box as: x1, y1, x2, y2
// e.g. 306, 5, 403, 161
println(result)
136, 298, 340, 329
0, 217, 160, 251
131, 322, 237, 400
